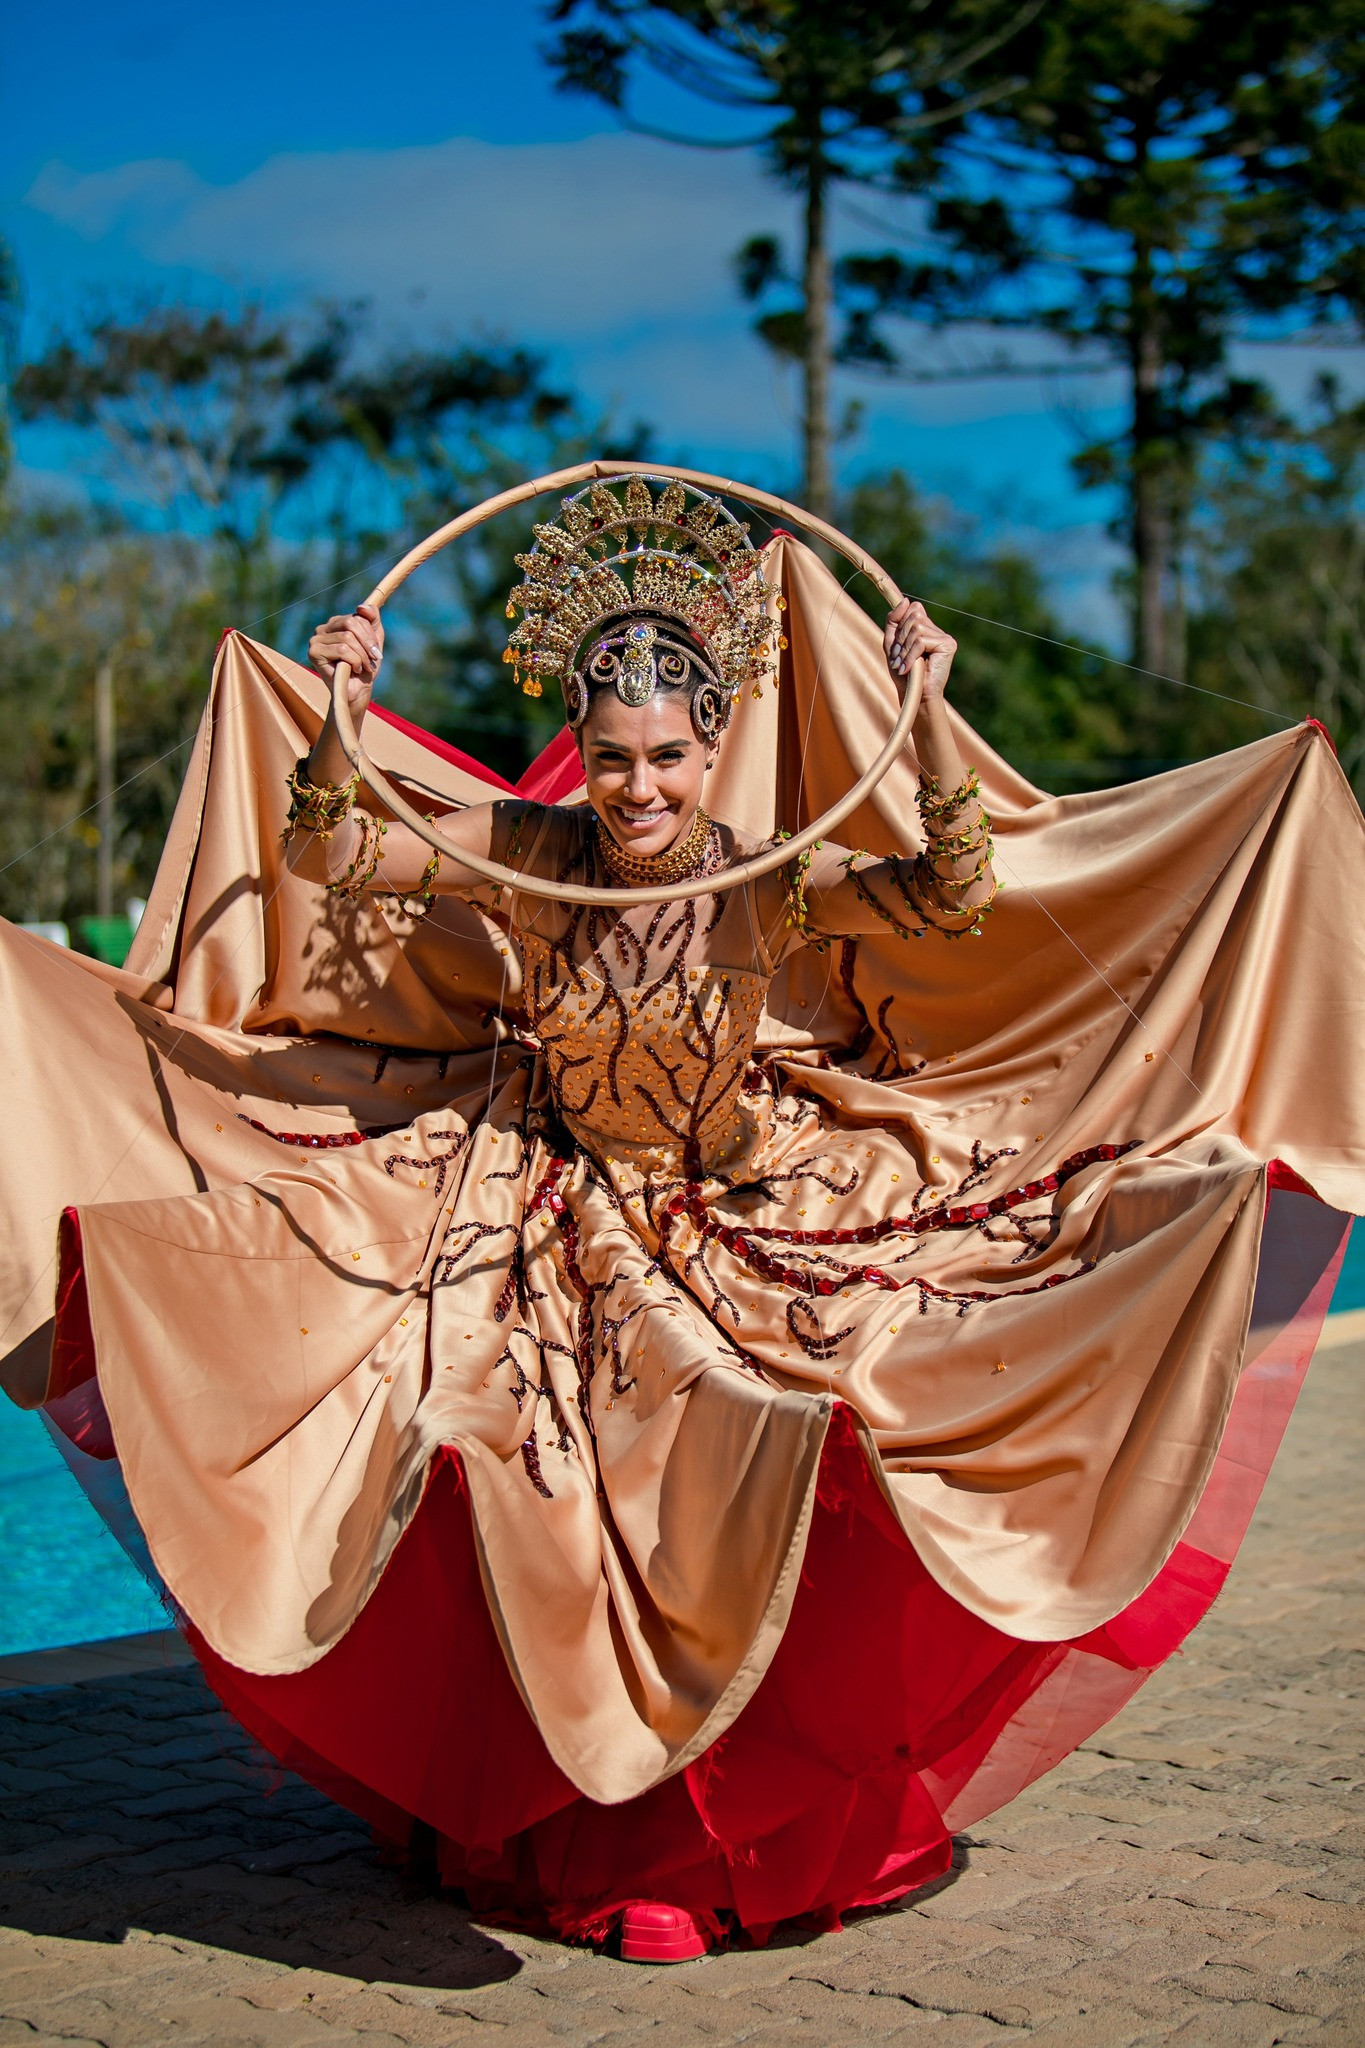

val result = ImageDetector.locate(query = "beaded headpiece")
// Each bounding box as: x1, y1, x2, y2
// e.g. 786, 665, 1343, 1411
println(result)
502, 475, 782, 738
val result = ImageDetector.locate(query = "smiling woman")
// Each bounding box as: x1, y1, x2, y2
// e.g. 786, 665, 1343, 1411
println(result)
580, 679, 718, 856
3, 471, 1364, 1969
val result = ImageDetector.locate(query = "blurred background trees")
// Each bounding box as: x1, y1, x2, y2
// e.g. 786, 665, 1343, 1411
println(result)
1, 302, 648, 932
548, 0, 1363, 677
839, 0, 1364, 677
0, 2, 1360, 944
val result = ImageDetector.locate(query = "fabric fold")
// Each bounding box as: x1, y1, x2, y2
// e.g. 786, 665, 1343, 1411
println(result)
2, 532, 1360, 1854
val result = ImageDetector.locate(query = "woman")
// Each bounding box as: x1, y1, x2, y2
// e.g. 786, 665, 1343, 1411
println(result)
3, 476, 1361, 1963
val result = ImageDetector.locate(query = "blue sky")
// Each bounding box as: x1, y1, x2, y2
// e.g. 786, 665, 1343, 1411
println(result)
4, 0, 1358, 643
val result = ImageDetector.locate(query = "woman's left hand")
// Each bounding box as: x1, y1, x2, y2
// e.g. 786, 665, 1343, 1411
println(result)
884, 599, 957, 710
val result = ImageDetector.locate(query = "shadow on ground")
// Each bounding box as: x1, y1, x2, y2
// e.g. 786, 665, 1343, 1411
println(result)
0, 1660, 965, 1991
0, 1665, 521, 1991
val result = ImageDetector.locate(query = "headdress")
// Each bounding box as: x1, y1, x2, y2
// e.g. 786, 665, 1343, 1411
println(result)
502, 474, 783, 738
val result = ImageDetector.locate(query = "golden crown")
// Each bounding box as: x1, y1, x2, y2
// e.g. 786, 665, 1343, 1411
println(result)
502, 474, 782, 709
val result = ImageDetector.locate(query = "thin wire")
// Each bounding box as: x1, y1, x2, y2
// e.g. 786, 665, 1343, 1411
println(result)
0, 733, 197, 880
0, 552, 395, 885
740, 497, 1297, 732
2, 509, 1303, 894
241, 547, 398, 636
911, 597, 1300, 728
3, 512, 1229, 1356
756, 515, 1213, 1101
993, 846, 1208, 1101
797, 557, 874, 808
481, 947, 512, 1134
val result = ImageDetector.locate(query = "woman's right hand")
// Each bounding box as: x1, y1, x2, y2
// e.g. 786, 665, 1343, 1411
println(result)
309, 603, 385, 724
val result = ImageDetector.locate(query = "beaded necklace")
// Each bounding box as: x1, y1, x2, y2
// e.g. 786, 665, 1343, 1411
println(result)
593, 806, 716, 889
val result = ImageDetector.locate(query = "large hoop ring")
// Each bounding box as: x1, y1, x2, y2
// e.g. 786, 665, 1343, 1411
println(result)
332, 459, 922, 906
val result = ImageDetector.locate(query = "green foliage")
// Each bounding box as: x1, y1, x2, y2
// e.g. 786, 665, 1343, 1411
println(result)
545, 0, 1048, 510
0, 509, 219, 929
846, 398, 1365, 800
2, 244, 1359, 941
850, 0, 1364, 370
378, 427, 653, 783
0, 234, 20, 491
843, 471, 1137, 789
1188, 380, 1365, 791
545, 0, 1040, 183
0, 300, 649, 920
840, 0, 1364, 664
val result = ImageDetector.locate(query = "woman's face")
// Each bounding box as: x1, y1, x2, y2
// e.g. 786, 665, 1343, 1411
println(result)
579, 689, 717, 857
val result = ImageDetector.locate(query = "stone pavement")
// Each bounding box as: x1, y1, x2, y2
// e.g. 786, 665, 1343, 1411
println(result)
2, 1337, 1362, 2048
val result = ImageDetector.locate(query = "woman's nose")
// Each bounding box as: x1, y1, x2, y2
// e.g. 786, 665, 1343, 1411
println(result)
624, 762, 654, 801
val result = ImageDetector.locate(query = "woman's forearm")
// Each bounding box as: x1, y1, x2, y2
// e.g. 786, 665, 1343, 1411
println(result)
307, 706, 356, 790
911, 693, 968, 797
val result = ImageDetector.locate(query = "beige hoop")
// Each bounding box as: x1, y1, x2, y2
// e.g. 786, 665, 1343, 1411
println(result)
332, 458, 921, 906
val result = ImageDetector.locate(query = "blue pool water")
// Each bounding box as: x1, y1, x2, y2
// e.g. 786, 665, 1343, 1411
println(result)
3, 1227, 1364, 1658
0, 1407, 167, 1654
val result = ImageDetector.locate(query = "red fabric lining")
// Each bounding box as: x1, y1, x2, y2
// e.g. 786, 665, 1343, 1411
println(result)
190, 1417, 958, 1941
368, 706, 519, 793
214, 631, 569, 800
45, 1126, 1348, 1934
1266, 1157, 1320, 1200
51, 1209, 94, 1404
366, 707, 585, 804
512, 725, 587, 803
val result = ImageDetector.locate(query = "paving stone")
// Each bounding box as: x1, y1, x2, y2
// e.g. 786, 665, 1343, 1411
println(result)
1165, 2002, 1318, 2045
0, 1833, 129, 1875
0, 1761, 75, 1796
2, 1336, 1364, 2045
0, 2024, 108, 2048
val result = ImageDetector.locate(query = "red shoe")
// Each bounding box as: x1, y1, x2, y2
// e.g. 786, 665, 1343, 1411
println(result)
619, 1901, 711, 1963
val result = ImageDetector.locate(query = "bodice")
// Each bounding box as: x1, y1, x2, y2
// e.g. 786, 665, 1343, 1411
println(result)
517, 929, 770, 1178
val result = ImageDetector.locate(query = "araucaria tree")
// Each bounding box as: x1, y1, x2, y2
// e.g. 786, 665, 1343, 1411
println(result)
838, 0, 1365, 673
543, 0, 1047, 519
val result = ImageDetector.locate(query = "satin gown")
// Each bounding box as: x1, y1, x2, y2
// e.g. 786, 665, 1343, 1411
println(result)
4, 534, 1362, 1942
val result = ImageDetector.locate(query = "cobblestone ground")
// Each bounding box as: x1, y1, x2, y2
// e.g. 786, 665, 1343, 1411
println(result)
2, 1336, 1362, 2048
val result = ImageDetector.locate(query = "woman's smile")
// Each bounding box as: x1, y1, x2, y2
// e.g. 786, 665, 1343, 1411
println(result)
610, 799, 675, 836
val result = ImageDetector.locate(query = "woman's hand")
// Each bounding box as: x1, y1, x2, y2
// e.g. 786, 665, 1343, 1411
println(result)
309, 604, 385, 723
884, 599, 957, 711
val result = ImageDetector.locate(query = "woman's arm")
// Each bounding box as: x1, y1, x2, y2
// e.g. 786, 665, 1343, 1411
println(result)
757, 599, 997, 954
285, 605, 523, 900
878, 597, 996, 920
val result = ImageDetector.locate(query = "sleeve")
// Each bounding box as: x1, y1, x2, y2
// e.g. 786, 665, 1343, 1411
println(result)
771, 834, 997, 959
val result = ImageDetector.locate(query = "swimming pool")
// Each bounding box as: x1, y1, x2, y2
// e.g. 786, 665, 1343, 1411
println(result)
4, 1229, 1363, 1656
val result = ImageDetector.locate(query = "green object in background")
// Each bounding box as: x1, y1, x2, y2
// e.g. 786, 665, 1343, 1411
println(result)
76, 917, 134, 965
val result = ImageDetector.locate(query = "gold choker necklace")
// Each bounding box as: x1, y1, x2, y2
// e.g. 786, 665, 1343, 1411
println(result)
594, 807, 715, 887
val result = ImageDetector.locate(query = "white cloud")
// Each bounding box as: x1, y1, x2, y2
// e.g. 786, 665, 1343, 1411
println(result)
22, 134, 1132, 439
26, 129, 1354, 647
26, 134, 791, 344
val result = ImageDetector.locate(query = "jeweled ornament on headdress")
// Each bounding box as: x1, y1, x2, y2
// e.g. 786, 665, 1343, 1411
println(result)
501, 474, 781, 730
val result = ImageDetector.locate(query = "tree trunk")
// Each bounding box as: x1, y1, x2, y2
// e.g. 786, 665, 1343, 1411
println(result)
1130, 240, 1167, 675
95, 660, 115, 921
802, 122, 832, 521
1168, 498, 1188, 684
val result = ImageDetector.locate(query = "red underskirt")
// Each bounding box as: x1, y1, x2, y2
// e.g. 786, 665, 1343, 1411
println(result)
46, 1177, 1346, 1944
